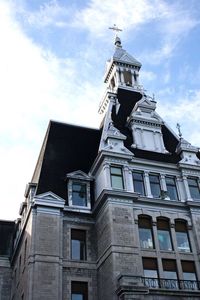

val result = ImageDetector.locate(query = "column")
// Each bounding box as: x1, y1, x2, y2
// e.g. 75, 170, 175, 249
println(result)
160, 174, 169, 200
120, 67, 125, 85
182, 175, 192, 201
124, 166, 134, 192
115, 67, 120, 86
103, 162, 111, 189
144, 172, 152, 198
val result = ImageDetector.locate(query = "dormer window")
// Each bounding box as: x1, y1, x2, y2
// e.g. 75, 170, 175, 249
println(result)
66, 170, 93, 210
72, 182, 87, 207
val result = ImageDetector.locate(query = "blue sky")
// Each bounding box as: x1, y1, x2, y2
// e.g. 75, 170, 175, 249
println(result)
0, 0, 200, 220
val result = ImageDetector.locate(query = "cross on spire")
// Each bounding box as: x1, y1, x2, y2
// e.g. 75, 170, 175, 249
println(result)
109, 24, 123, 35
109, 24, 123, 47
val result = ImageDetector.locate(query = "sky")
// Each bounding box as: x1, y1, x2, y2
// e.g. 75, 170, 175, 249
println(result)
0, 0, 200, 220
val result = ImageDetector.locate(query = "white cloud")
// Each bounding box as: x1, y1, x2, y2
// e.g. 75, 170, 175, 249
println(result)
0, 1, 102, 220
157, 89, 200, 146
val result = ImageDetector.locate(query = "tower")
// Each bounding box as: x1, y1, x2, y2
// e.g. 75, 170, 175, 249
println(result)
1, 34, 200, 300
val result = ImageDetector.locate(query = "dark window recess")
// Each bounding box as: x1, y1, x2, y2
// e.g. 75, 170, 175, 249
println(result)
143, 257, 159, 287
149, 174, 161, 198
157, 218, 173, 251
124, 70, 132, 86
71, 281, 88, 300
72, 183, 87, 206
166, 176, 178, 200
138, 216, 154, 249
162, 259, 178, 289
71, 229, 86, 261
110, 166, 124, 189
175, 220, 191, 253
133, 172, 145, 195
188, 178, 200, 200
181, 261, 198, 289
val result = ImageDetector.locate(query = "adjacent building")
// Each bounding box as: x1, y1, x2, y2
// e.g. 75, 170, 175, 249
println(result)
1, 36, 200, 300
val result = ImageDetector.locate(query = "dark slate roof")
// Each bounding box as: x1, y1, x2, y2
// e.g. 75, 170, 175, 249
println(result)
34, 121, 101, 200
113, 88, 181, 163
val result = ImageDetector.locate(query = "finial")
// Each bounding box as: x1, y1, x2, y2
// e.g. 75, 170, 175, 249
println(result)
109, 24, 122, 47
176, 123, 182, 139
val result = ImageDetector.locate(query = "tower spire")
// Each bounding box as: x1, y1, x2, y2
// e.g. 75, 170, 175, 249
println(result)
108, 24, 123, 47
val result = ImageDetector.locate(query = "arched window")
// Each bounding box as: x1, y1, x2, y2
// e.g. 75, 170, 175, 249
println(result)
138, 215, 154, 249
157, 218, 172, 251
175, 220, 191, 252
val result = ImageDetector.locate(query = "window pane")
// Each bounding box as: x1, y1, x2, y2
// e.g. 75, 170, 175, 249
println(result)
71, 230, 86, 260
72, 295, 83, 300
72, 183, 87, 206
71, 282, 87, 300
111, 167, 122, 175
144, 269, 158, 278
158, 230, 172, 250
188, 178, 200, 200
164, 271, 177, 280
166, 177, 178, 200
111, 176, 123, 189
149, 175, 161, 198
190, 187, 200, 200
183, 272, 196, 281
176, 232, 191, 252
139, 228, 154, 249
133, 172, 145, 195
111, 167, 124, 189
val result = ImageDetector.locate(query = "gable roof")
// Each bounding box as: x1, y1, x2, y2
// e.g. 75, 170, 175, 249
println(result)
33, 121, 101, 200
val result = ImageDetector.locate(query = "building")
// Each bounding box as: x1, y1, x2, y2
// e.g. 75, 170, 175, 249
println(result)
1, 35, 200, 300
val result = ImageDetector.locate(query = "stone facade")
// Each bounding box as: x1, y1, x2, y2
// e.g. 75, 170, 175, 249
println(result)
1, 36, 200, 300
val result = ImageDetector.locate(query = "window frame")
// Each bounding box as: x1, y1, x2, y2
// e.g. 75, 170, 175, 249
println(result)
149, 174, 161, 198
71, 229, 87, 261
157, 218, 173, 251
72, 182, 87, 207
138, 216, 154, 249
188, 177, 200, 200
165, 176, 179, 201
175, 220, 191, 253
110, 166, 124, 190
132, 171, 145, 196
71, 281, 88, 300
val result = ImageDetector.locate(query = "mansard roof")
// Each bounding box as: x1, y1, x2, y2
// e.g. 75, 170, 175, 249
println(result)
32, 121, 101, 200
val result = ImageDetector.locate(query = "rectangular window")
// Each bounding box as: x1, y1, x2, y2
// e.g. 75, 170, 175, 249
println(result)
71, 281, 88, 300
133, 172, 145, 195
71, 229, 86, 261
72, 183, 87, 206
157, 219, 172, 251
162, 259, 178, 289
143, 258, 159, 288
166, 176, 178, 200
188, 178, 200, 200
149, 174, 161, 198
175, 221, 191, 253
110, 166, 124, 189
181, 261, 197, 290
138, 217, 154, 249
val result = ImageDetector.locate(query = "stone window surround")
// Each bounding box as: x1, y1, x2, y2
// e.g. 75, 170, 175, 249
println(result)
137, 214, 192, 252
142, 256, 198, 286
68, 180, 91, 209
71, 228, 87, 261
108, 164, 200, 201
135, 213, 200, 282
